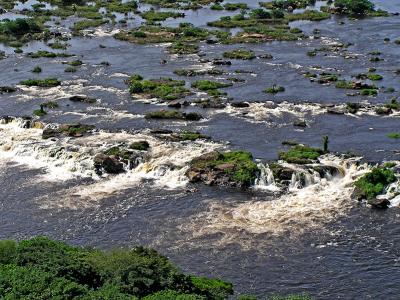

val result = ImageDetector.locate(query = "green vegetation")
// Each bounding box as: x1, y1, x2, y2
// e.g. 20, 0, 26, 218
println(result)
0, 18, 44, 46
354, 167, 396, 199
128, 76, 190, 101
224, 3, 248, 11
260, 0, 316, 10
28, 50, 73, 58
191, 80, 232, 91
264, 85, 285, 94
0, 237, 234, 299
385, 98, 399, 110
223, 49, 255, 60
31, 66, 42, 73
175, 130, 209, 141
66, 59, 83, 66
279, 145, 323, 164
334, 0, 375, 16
145, 110, 203, 121
168, 41, 199, 54
190, 151, 259, 186
387, 133, 400, 139
130, 141, 150, 151
33, 104, 47, 117
65, 66, 77, 72
20, 78, 61, 87
72, 19, 108, 31
140, 10, 184, 21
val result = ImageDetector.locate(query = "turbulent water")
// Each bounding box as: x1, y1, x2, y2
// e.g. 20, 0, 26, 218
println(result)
1, 0, 400, 299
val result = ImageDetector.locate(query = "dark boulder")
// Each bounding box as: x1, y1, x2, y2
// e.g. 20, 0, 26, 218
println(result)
69, 95, 96, 104
231, 102, 250, 108
368, 198, 390, 209
293, 120, 307, 127
94, 154, 124, 174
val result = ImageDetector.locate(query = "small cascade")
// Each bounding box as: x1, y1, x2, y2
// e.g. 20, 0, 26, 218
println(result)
254, 163, 280, 191
289, 170, 321, 191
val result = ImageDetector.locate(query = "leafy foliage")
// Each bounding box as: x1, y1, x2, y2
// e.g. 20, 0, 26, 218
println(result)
279, 145, 323, 164
0, 237, 233, 299
354, 167, 396, 199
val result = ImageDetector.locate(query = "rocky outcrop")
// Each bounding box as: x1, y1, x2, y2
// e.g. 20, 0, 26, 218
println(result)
367, 198, 390, 209
94, 154, 124, 174
69, 95, 96, 104
187, 151, 258, 189
42, 124, 95, 139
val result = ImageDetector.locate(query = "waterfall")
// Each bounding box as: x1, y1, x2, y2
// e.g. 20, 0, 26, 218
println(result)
254, 163, 280, 191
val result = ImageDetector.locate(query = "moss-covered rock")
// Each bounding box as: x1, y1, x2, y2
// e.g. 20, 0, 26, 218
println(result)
279, 145, 323, 164
187, 151, 259, 188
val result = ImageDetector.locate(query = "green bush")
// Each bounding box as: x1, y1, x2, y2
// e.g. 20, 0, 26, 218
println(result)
0, 18, 42, 35
279, 145, 323, 164
223, 49, 255, 60
191, 151, 259, 186
0, 237, 233, 299
192, 80, 232, 91
354, 167, 396, 199
20, 78, 61, 87
334, 0, 375, 15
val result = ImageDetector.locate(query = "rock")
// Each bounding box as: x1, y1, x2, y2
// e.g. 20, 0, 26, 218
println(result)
215, 163, 235, 171
368, 198, 390, 209
312, 165, 339, 178
150, 129, 173, 134
42, 125, 61, 139
32, 121, 45, 129
269, 163, 294, 182
206, 38, 218, 44
351, 187, 365, 201
293, 120, 307, 127
375, 107, 392, 115
0, 86, 16, 93
94, 154, 124, 174
259, 54, 273, 59
69, 95, 96, 103
231, 102, 250, 108
168, 100, 188, 108
195, 99, 226, 109
167, 100, 182, 108
327, 107, 345, 115
212, 59, 231, 66
0, 116, 14, 124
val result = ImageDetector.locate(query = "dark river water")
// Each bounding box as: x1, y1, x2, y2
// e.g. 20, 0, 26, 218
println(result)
0, 0, 400, 299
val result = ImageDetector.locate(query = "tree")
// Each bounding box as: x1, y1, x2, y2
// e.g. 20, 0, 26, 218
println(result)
334, 0, 375, 15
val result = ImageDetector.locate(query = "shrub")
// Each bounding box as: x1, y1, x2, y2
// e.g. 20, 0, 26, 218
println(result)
223, 49, 255, 60
31, 66, 42, 73
130, 141, 150, 151
0, 18, 42, 35
279, 145, 323, 164
20, 78, 61, 87
191, 80, 232, 91
387, 133, 400, 139
354, 167, 396, 199
334, 0, 375, 15
0, 237, 233, 299
264, 85, 285, 94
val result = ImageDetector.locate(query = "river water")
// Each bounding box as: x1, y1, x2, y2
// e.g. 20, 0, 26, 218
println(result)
0, 0, 400, 298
